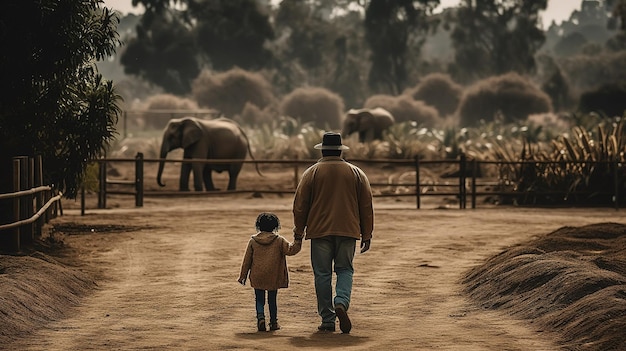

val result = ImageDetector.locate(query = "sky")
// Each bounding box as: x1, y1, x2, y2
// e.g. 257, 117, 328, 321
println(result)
103, 0, 581, 26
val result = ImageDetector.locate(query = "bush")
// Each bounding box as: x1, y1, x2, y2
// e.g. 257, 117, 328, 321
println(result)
279, 87, 345, 129
457, 73, 553, 127
559, 51, 626, 93
191, 68, 276, 117
364, 94, 440, 126
141, 94, 199, 129
239, 102, 275, 126
578, 82, 626, 118
406, 73, 463, 117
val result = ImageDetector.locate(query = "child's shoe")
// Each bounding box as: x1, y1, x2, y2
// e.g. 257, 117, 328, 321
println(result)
269, 320, 281, 331
257, 318, 266, 332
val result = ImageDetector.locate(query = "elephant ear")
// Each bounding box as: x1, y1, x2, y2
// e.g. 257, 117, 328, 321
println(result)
181, 118, 202, 148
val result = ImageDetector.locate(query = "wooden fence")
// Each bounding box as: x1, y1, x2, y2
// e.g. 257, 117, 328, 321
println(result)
0, 156, 62, 253
88, 153, 625, 212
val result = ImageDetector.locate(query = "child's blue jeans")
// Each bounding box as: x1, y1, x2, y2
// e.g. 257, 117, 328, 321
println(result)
255, 289, 277, 322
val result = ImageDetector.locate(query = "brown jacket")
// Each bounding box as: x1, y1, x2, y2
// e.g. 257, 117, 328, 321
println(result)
238, 232, 302, 290
292, 156, 374, 241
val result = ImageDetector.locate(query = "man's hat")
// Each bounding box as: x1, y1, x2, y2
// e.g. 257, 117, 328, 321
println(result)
314, 132, 350, 150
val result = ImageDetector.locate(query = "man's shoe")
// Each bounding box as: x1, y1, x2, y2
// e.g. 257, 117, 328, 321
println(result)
335, 304, 352, 334
317, 323, 335, 332
269, 321, 281, 331
257, 318, 266, 332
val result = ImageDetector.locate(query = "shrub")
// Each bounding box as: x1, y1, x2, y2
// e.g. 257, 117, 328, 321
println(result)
457, 73, 552, 127
406, 73, 464, 117
191, 68, 276, 117
141, 93, 199, 129
239, 102, 275, 126
558, 51, 626, 93
279, 87, 344, 129
578, 82, 626, 118
364, 94, 440, 126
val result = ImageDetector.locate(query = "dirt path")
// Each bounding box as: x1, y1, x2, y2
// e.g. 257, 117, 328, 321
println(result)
7, 195, 625, 350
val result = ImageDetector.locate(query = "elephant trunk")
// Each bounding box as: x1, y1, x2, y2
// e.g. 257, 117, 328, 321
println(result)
157, 138, 169, 187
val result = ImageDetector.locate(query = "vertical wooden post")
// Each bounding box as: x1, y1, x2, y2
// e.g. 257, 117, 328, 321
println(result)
81, 185, 86, 216
98, 158, 107, 209
10, 158, 21, 252
614, 160, 619, 211
19, 156, 33, 246
34, 155, 43, 235
136, 152, 144, 207
471, 159, 477, 209
415, 156, 421, 209
459, 153, 466, 209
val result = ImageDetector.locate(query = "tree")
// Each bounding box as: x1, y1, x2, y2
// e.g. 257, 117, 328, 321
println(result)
124, 0, 274, 93
449, 0, 547, 83
121, 10, 199, 94
0, 0, 122, 242
365, 0, 440, 95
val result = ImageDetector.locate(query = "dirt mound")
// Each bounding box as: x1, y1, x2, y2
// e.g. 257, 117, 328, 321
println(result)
0, 251, 96, 345
463, 222, 626, 351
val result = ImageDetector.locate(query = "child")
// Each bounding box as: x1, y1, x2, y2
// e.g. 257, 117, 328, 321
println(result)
238, 212, 302, 331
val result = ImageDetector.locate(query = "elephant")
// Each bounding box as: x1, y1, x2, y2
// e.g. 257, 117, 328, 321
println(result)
156, 117, 261, 191
341, 107, 395, 142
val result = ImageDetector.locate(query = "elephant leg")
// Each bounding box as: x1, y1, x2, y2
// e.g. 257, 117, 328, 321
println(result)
227, 164, 243, 191
358, 131, 366, 143
203, 165, 217, 191
191, 162, 205, 191
179, 160, 192, 191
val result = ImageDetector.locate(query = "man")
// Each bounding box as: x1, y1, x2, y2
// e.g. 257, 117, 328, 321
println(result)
292, 132, 374, 334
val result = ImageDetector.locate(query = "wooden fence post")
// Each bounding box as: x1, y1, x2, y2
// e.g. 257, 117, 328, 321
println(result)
10, 158, 21, 252
135, 152, 144, 207
19, 156, 34, 246
459, 153, 466, 209
415, 156, 421, 209
471, 159, 477, 209
614, 160, 619, 210
98, 158, 106, 209
34, 155, 43, 235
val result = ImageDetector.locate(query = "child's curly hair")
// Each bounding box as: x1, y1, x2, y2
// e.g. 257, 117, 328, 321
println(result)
256, 212, 281, 233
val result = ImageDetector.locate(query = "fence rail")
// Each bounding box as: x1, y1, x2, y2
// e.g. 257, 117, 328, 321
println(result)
0, 156, 62, 253
88, 153, 625, 212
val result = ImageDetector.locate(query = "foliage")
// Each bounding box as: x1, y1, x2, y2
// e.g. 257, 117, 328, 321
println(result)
247, 117, 323, 160
365, 0, 440, 95
191, 68, 276, 118
0, 0, 122, 199
364, 94, 440, 126
238, 102, 275, 127
536, 55, 573, 112
124, 0, 274, 93
490, 118, 626, 206
448, 0, 547, 83
558, 51, 626, 93
457, 72, 552, 127
190, 0, 274, 71
121, 9, 199, 95
553, 32, 588, 57
406, 73, 463, 116
279, 87, 345, 130
578, 82, 626, 118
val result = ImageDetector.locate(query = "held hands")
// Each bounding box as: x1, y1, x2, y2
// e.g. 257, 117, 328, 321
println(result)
360, 239, 371, 254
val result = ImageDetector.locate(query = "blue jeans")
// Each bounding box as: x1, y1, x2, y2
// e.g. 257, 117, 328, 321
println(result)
255, 289, 277, 322
310, 236, 356, 324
